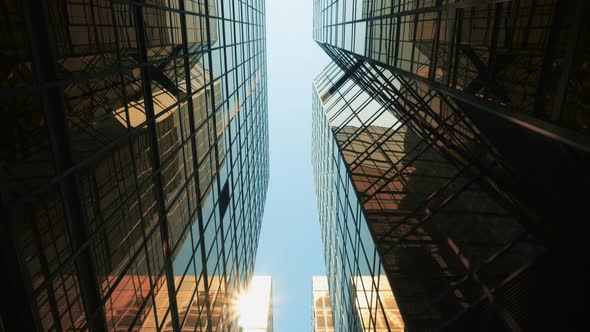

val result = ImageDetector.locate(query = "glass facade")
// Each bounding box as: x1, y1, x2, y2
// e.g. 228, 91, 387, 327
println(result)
312, 61, 552, 331
313, 2, 590, 329
0, 0, 268, 331
312, 63, 406, 332
313, 0, 590, 226
313, 0, 589, 132
313, 274, 403, 332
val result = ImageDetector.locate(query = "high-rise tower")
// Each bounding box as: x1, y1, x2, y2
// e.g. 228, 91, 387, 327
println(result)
313, 0, 590, 224
312, 1, 590, 325
0, 0, 268, 331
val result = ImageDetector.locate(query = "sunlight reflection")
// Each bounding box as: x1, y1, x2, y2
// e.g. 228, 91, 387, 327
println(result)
235, 276, 273, 332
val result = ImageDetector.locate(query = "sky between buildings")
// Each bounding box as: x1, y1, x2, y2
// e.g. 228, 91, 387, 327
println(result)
253, 1, 331, 331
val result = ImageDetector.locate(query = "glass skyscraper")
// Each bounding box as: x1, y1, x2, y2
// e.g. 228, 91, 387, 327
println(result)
313, 0, 590, 223
0, 0, 268, 331
312, 63, 406, 332
313, 1, 589, 331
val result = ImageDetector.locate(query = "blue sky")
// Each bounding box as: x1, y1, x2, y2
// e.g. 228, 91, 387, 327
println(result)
253, 1, 330, 331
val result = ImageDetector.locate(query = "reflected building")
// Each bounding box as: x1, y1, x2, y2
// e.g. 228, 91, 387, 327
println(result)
313, 274, 403, 332
313, 0, 590, 224
0, 0, 268, 331
349, 276, 403, 332
312, 64, 410, 332
313, 0, 589, 330
312, 61, 571, 331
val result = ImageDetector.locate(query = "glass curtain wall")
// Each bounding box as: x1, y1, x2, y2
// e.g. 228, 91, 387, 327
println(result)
313, 0, 590, 132
312, 62, 546, 331
0, 0, 269, 331
313, 62, 406, 332
312, 0, 590, 227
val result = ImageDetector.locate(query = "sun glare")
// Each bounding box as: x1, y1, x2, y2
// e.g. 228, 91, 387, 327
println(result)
235, 276, 272, 331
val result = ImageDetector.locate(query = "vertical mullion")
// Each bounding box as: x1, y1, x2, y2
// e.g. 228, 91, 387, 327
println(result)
199, 1, 219, 330
131, 2, 181, 331
428, 0, 443, 81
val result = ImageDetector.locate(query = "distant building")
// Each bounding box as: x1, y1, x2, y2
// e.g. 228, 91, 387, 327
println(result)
312, 276, 334, 332
0, 1, 268, 331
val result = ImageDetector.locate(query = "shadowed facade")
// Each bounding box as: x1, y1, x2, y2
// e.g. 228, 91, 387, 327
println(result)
312, 55, 585, 330
0, 0, 268, 331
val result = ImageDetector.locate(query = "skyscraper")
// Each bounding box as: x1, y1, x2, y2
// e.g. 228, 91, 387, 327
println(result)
0, 0, 268, 331
313, 1, 589, 330
312, 63, 407, 332
312, 60, 586, 331
313, 0, 590, 222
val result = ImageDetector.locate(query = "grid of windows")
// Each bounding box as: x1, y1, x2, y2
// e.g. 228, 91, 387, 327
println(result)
313, 1, 590, 228
312, 62, 548, 331
313, 3, 590, 328
0, 0, 268, 331
312, 63, 405, 332
313, 0, 589, 133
